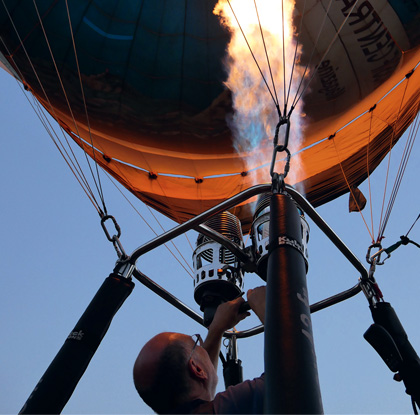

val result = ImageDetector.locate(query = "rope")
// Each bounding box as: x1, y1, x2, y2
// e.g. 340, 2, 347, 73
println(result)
406, 214, 420, 238
105, 174, 195, 278
331, 138, 375, 242
377, 80, 415, 241
145, 205, 195, 276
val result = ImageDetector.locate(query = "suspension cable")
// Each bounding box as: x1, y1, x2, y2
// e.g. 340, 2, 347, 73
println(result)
30, 98, 104, 213
289, 0, 334, 112
376, 78, 411, 241
406, 214, 420, 238
105, 174, 195, 277
3, 1, 203, 272
366, 110, 375, 239
226, 0, 279, 109
15, 77, 103, 213
281, 0, 286, 112
285, 0, 308, 115
30, 1, 100, 197
31, 0, 108, 216
253, 0, 279, 108
378, 109, 419, 241
64, 0, 108, 215
291, 0, 361, 111
331, 138, 375, 242
145, 205, 195, 274
1, 0, 104, 213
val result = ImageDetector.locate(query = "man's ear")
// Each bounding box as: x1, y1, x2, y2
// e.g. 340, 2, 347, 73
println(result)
188, 358, 208, 381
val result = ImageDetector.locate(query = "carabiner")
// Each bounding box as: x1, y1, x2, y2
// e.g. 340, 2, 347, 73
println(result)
101, 215, 127, 259
273, 117, 290, 151
366, 243, 389, 265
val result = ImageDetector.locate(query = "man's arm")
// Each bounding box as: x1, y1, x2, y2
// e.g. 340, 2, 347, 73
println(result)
203, 297, 250, 370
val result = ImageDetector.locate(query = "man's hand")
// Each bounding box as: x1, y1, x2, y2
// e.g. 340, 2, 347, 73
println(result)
247, 286, 266, 324
203, 297, 250, 369
209, 297, 250, 335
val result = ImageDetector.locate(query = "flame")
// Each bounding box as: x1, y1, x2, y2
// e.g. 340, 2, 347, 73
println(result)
214, 0, 306, 189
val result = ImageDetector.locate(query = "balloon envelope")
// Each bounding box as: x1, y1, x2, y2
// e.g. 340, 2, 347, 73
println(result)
0, 0, 419, 228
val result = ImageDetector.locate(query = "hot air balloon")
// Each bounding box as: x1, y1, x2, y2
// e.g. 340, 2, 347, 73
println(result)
1, 0, 419, 413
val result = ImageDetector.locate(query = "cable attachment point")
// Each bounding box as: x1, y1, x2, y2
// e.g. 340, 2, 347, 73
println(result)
101, 215, 127, 259
360, 267, 384, 305
272, 116, 290, 149
271, 172, 285, 194
270, 116, 291, 181
366, 243, 389, 265
361, 243, 385, 305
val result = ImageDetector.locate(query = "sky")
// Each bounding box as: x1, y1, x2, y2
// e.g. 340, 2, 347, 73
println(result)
1, 65, 420, 415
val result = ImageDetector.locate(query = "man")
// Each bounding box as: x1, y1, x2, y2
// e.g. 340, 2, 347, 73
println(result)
133, 286, 266, 414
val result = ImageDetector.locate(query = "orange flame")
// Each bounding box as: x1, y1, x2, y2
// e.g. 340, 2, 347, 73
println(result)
214, 0, 306, 189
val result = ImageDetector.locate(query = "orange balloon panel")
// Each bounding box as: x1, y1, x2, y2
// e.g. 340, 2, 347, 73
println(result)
51, 48, 420, 227
0, 0, 419, 227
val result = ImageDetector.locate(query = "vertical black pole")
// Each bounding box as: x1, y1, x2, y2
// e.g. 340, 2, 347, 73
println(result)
19, 273, 134, 414
264, 192, 323, 414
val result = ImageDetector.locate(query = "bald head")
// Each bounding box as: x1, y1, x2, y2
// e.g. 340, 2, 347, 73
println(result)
133, 332, 194, 413
133, 332, 217, 413
133, 332, 186, 392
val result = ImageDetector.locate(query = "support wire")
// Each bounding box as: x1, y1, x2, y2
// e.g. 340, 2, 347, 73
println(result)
1, 0, 103, 214
378, 110, 419, 241
291, 0, 361, 111
31, 0, 107, 215
253, 0, 279, 108
105, 173, 195, 278
2, 0, 197, 279
64, 0, 107, 215
226, 0, 279, 108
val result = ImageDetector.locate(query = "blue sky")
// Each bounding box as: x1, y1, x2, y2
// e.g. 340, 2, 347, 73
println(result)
1, 67, 420, 414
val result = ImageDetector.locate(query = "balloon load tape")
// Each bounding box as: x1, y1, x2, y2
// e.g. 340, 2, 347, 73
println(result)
251, 192, 310, 280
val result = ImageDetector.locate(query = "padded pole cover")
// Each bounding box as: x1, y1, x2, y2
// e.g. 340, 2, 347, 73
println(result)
264, 193, 323, 414
370, 302, 420, 404
19, 273, 134, 414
